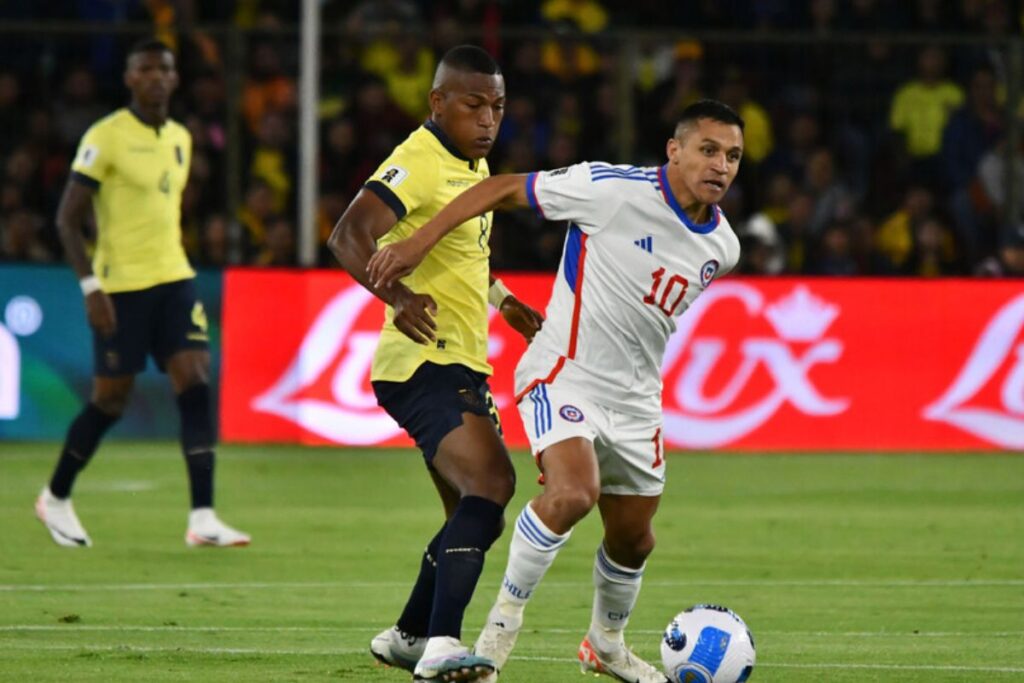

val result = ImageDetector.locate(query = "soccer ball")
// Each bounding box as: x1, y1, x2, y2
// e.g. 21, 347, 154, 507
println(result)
661, 604, 755, 683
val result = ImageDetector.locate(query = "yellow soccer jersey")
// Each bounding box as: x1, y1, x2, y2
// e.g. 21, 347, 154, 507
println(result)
70, 108, 194, 293
366, 120, 493, 382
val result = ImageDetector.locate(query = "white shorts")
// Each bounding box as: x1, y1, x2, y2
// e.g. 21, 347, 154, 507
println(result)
517, 380, 665, 496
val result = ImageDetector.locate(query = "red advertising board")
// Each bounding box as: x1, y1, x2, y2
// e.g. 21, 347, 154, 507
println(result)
221, 270, 1024, 451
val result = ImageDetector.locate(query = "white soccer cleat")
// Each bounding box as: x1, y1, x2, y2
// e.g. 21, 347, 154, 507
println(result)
35, 487, 92, 547
473, 602, 524, 680
413, 635, 495, 682
370, 626, 426, 672
578, 635, 669, 683
185, 508, 250, 547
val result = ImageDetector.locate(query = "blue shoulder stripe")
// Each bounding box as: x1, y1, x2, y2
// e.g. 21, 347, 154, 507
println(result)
592, 174, 654, 183
590, 162, 640, 173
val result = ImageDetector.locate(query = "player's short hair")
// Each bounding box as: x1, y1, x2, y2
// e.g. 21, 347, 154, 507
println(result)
674, 99, 745, 138
439, 45, 501, 76
128, 38, 173, 59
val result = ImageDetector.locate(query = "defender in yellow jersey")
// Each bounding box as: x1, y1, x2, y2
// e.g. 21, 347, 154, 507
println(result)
328, 46, 542, 682
35, 39, 248, 551
366, 120, 495, 383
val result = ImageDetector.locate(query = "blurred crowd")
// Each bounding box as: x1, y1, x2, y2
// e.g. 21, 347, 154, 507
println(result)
1, 0, 1023, 276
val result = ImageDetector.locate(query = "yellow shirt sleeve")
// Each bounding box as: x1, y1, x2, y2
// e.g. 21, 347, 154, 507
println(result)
366, 144, 440, 219
70, 122, 113, 184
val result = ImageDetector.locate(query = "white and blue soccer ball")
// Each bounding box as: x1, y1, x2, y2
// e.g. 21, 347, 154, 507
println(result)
661, 604, 755, 683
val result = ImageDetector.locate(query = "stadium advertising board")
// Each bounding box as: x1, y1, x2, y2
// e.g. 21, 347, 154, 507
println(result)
0, 265, 224, 440
221, 270, 1023, 451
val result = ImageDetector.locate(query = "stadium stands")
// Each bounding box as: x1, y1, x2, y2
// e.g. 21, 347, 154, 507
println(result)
1, 0, 1022, 275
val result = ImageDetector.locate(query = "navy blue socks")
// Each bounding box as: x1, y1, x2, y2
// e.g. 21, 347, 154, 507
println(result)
396, 524, 448, 637
177, 384, 215, 509
428, 496, 505, 639
49, 403, 118, 498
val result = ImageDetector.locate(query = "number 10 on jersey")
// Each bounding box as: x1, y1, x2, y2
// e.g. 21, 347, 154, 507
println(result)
643, 267, 689, 316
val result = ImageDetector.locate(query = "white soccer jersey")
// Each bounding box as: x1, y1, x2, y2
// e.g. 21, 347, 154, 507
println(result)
516, 161, 741, 417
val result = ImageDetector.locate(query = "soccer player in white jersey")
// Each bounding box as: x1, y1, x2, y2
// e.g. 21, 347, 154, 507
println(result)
368, 99, 744, 682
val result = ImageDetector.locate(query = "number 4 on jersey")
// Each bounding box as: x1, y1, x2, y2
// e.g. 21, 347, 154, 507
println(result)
643, 267, 689, 316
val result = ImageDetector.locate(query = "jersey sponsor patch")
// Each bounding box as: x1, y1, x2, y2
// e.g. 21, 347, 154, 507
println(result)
559, 404, 585, 422
545, 166, 575, 183
78, 145, 99, 168
378, 165, 409, 187
700, 259, 720, 287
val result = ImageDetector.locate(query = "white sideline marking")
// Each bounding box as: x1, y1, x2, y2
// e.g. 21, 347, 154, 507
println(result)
79, 480, 156, 493
1, 643, 1022, 674
0, 625, 340, 633
0, 581, 390, 592
762, 662, 1024, 674
516, 655, 1024, 675
3, 578, 1022, 592
639, 579, 1024, 587
2, 625, 1023, 639
0, 643, 364, 656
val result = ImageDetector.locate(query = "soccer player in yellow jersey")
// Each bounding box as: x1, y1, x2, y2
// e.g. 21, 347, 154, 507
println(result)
34, 39, 249, 549
329, 45, 542, 682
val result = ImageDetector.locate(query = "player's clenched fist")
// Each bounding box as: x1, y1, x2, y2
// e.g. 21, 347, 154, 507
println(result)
388, 287, 438, 345
499, 297, 544, 343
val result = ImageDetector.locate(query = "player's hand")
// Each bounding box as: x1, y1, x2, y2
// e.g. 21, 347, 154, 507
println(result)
85, 291, 117, 338
367, 237, 427, 289
390, 287, 438, 345
500, 296, 544, 343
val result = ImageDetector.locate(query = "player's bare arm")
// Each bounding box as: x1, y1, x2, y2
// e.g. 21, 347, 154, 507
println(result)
367, 174, 529, 288
56, 178, 117, 338
328, 188, 438, 345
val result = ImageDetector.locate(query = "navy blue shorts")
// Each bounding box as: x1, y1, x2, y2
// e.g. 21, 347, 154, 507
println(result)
93, 278, 209, 376
373, 362, 502, 463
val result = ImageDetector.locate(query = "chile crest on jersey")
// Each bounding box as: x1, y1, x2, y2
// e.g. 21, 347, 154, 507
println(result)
700, 259, 720, 287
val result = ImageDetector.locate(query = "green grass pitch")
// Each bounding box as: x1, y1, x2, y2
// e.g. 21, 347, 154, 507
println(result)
1, 443, 1022, 682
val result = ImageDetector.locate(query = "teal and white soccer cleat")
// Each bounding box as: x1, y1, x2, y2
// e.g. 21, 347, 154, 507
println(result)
578, 635, 669, 683
185, 508, 250, 547
473, 601, 524, 680
413, 636, 496, 682
370, 626, 426, 671
35, 486, 92, 547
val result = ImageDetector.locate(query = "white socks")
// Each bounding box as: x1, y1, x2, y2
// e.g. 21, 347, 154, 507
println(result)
589, 544, 645, 652
494, 503, 571, 616
494, 503, 645, 654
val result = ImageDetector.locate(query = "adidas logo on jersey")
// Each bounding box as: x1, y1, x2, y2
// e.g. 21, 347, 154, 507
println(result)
633, 235, 653, 253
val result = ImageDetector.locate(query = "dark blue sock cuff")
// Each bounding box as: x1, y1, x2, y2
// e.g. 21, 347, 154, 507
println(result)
64, 403, 118, 460
81, 401, 117, 434
453, 495, 504, 550
458, 495, 505, 518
